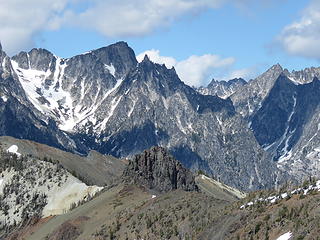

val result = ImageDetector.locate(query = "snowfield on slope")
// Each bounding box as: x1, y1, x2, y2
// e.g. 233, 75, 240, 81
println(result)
0, 154, 103, 227
7, 145, 21, 157
277, 231, 292, 240
43, 175, 103, 217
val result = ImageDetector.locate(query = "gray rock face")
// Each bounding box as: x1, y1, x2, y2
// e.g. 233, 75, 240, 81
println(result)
222, 65, 320, 184
122, 146, 198, 192
231, 64, 284, 119
77, 55, 276, 191
9, 42, 137, 133
12, 48, 56, 72
0, 46, 83, 153
250, 74, 320, 183
3, 42, 278, 191
285, 67, 320, 84
90, 41, 138, 78
198, 78, 247, 99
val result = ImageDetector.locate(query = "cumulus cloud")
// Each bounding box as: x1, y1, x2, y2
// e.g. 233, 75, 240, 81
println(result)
278, 0, 320, 59
0, 0, 229, 54
176, 55, 235, 87
228, 67, 257, 80
63, 0, 226, 37
1, 0, 257, 54
137, 49, 235, 87
0, 0, 68, 54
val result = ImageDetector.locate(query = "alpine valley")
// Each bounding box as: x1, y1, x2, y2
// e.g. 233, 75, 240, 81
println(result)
1, 41, 320, 239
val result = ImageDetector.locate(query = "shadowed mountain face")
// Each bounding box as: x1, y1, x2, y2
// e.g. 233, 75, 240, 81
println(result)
202, 65, 320, 184
251, 75, 320, 158
250, 75, 320, 182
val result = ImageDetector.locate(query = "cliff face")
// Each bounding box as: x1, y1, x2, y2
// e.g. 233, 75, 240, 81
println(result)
123, 146, 198, 192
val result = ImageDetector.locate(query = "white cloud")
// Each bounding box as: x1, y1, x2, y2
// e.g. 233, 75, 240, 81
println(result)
0, 0, 253, 54
0, 0, 68, 55
64, 0, 226, 37
176, 55, 235, 87
278, 0, 320, 59
228, 67, 257, 80
137, 49, 235, 87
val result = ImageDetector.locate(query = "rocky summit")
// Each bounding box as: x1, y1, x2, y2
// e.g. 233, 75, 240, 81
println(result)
122, 146, 198, 192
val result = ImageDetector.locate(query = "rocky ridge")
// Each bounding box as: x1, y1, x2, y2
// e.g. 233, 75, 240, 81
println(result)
123, 146, 198, 192
198, 78, 247, 99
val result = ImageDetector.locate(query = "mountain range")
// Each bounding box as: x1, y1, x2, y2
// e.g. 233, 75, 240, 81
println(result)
1, 41, 320, 191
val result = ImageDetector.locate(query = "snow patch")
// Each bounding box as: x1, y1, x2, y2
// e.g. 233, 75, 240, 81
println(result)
151, 195, 156, 199
42, 175, 103, 217
105, 64, 116, 77
1, 96, 7, 102
277, 95, 297, 163
7, 145, 21, 157
241, 180, 320, 209
277, 232, 292, 240
11, 59, 74, 129
128, 99, 137, 118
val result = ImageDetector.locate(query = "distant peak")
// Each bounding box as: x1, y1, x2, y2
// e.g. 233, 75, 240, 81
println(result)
270, 63, 283, 71
170, 66, 177, 73
207, 78, 217, 88
28, 48, 54, 56
93, 41, 133, 56
139, 54, 154, 68
104, 41, 130, 51
112, 41, 129, 47
142, 54, 151, 62
229, 78, 246, 83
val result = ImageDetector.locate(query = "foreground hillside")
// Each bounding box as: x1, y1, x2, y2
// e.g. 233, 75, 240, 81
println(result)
0, 136, 127, 186
0, 142, 245, 239
0, 145, 103, 238
19, 185, 235, 240
1, 141, 319, 239
10, 176, 320, 240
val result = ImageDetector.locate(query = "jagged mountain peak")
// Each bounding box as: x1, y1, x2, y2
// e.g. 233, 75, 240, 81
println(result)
90, 41, 137, 78
207, 78, 246, 88
229, 77, 246, 84
270, 63, 283, 71
142, 54, 151, 62
11, 48, 56, 72
258, 63, 284, 80
199, 77, 247, 99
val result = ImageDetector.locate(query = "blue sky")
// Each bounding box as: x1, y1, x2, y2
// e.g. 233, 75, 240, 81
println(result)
1, 0, 319, 86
